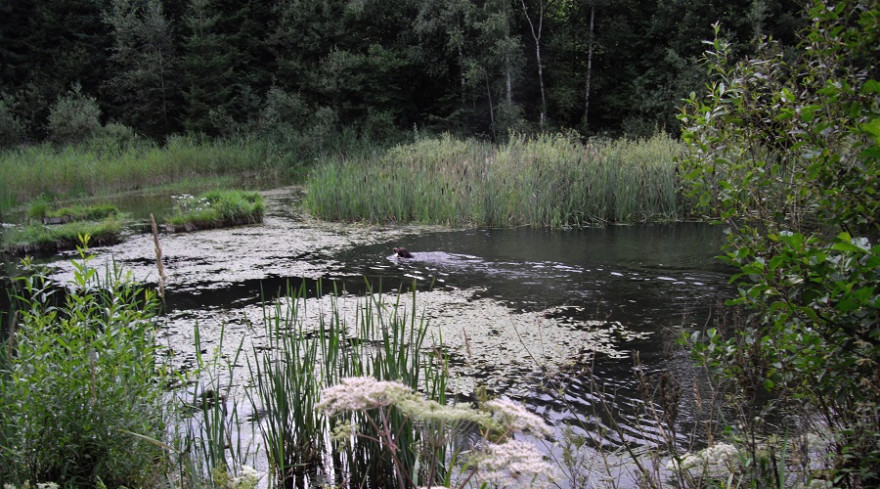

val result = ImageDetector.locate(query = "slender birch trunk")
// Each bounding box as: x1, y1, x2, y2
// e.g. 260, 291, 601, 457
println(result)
521, 0, 547, 130
583, 3, 595, 130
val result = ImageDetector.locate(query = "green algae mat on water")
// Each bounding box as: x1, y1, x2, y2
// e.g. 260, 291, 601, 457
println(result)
166, 189, 265, 232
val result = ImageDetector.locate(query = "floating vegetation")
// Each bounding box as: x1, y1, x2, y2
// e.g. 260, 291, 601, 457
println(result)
166, 190, 264, 232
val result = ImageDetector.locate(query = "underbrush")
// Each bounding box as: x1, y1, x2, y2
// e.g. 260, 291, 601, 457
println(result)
306, 132, 688, 227
0, 241, 167, 486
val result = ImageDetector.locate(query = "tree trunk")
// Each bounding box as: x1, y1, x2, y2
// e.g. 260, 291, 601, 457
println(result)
521, 0, 547, 130
583, 3, 595, 130
486, 76, 496, 138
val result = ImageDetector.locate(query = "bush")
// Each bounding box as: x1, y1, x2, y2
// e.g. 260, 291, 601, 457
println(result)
679, 1, 880, 485
0, 96, 25, 148
47, 84, 102, 145
0, 240, 167, 487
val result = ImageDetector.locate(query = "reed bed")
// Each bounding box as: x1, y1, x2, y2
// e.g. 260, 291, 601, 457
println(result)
0, 137, 288, 212
306, 132, 689, 227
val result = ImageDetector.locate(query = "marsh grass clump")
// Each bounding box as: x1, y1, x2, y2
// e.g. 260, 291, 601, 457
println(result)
1, 216, 123, 256
306, 132, 687, 227
167, 190, 264, 232
246, 283, 451, 488
27, 201, 119, 223
0, 137, 289, 213
0, 239, 167, 488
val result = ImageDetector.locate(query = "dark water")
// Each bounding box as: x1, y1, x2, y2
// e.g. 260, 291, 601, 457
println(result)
4, 187, 735, 455
328, 225, 734, 450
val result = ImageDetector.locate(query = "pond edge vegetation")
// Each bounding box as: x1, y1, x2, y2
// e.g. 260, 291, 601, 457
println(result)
1, 190, 265, 256
2, 0, 878, 486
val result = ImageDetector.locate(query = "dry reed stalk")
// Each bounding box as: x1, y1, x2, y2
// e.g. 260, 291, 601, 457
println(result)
150, 213, 167, 298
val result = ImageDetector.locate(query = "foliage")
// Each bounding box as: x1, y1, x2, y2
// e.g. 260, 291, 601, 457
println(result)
167, 189, 264, 231
0, 0, 806, 142
679, 1, 880, 486
307, 132, 687, 227
0, 239, 167, 487
0, 95, 25, 148
46, 84, 103, 146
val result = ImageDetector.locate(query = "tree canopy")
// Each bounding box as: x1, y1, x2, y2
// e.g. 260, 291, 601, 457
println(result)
0, 0, 806, 145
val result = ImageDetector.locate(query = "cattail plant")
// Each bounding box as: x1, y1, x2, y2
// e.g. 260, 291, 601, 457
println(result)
306, 133, 688, 228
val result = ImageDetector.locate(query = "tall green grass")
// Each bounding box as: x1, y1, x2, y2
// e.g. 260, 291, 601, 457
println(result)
306, 132, 690, 227
247, 282, 448, 487
0, 136, 294, 212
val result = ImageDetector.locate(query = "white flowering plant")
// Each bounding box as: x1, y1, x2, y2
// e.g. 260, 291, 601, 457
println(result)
318, 376, 557, 488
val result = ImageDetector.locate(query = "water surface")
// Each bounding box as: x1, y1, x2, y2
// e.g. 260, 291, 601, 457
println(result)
32, 188, 733, 464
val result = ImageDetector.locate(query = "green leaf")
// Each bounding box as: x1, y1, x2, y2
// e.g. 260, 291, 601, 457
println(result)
860, 117, 880, 144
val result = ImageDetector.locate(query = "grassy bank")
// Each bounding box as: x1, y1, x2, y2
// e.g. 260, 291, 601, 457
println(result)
0, 136, 298, 213
307, 132, 689, 227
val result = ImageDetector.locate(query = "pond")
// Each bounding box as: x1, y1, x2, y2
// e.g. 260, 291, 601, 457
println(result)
26, 187, 735, 484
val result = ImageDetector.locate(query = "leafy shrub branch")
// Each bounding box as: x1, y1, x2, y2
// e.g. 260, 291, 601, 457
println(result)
679, 0, 879, 486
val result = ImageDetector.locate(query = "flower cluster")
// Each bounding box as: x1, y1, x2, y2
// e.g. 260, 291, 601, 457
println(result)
666, 443, 740, 475
172, 193, 209, 212
485, 398, 553, 436
318, 377, 558, 488
316, 376, 415, 415
471, 440, 557, 488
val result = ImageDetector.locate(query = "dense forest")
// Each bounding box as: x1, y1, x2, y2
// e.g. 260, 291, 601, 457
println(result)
0, 0, 804, 145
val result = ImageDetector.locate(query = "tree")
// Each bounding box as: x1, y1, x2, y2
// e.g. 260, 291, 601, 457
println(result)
104, 0, 178, 139
415, 0, 525, 136
179, 0, 238, 135
0, 0, 111, 139
680, 1, 880, 484
47, 84, 103, 145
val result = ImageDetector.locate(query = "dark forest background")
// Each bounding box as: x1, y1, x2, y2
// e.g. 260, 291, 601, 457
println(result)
0, 0, 805, 146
